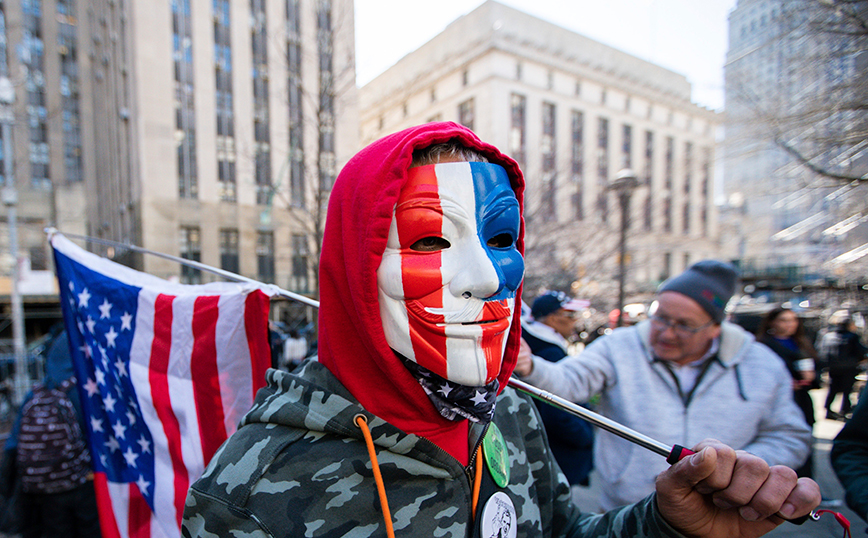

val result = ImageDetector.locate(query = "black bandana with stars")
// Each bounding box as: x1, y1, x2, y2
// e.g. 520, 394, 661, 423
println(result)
400, 355, 499, 423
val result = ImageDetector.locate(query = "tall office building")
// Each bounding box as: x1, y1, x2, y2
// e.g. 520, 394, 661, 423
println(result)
0, 0, 357, 336
361, 1, 720, 302
724, 0, 868, 284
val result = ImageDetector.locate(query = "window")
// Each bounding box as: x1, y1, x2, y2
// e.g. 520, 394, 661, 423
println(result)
458, 98, 474, 131
174, 0, 197, 199
663, 197, 672, 233
180, 226, 202, 284
317, 0, 336, 191
621, 124, 632, 169
643, 131, 653, 231
252, 0, 271, 205
58, 0, 82, 183
541, 102, 557, 222
701, 147, 711, 236
257, 232, 275, 284
509, 93, 526, 168
596, 117, 609, 222
214, 0, 236, 203
571, 110, 584, 220
683, 202, 691, 235
683, 142, 693, 195
664, 137, 674, 191
29, 246, 48, 271
683, 142, 692, 235
219, 229, 239, 274
288, 0, 304, 207
664, 137, 673, 232
662, 252, 672, 281
291, 234, 309, 293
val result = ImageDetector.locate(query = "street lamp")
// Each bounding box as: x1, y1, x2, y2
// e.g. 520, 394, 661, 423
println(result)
609, 168, 638, 328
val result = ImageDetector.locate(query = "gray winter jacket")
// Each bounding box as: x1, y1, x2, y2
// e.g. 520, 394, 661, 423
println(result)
522, 320, 812, 510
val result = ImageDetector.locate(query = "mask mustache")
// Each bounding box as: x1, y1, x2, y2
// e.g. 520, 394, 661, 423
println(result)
410, 298, 511, 324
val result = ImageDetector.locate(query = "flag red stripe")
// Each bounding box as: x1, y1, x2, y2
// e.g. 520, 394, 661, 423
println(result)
190, 295, 227, 463
128, 483, 151, 538
148, 293, 188, 529
245, 291, 271, 397
94, 472, 122, 538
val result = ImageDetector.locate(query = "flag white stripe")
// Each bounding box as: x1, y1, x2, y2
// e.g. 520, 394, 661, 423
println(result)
215, 293, 255, 435
168, 297, 206, 494
130, 289, 177, 536
107, 481, 131, 538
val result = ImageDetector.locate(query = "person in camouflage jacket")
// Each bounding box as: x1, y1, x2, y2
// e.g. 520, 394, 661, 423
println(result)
183, 123, 819, 538
183, 360, 683, 536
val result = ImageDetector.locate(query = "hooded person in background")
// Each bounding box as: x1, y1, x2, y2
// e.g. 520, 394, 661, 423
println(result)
1, 329, 100, 538
183, 124, 818, 538
515, 260, 812, 511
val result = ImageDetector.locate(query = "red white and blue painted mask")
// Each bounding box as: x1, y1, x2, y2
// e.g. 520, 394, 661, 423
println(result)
377, 162, 524, 387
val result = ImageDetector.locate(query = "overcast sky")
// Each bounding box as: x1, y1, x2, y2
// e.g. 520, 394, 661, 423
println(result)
354, 0, 738, 111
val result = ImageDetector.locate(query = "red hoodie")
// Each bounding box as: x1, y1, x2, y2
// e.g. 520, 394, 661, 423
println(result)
317, 122, 525, 465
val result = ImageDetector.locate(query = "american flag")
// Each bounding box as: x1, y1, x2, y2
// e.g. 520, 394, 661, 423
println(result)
51, 233, 273, 538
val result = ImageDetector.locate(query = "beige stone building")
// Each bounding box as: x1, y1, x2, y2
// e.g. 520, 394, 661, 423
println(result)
0, 0, 357, 338
360, 1, 720, 303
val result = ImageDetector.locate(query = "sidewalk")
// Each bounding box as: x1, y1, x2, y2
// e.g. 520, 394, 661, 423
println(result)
571, 387, 864, 537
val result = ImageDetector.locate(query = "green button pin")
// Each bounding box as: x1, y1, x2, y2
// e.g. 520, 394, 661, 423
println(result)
482, 423, 509, 488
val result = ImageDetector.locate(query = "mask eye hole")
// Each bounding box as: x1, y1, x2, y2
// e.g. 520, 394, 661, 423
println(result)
487, 233, 514, 249
410, 237, 451, 252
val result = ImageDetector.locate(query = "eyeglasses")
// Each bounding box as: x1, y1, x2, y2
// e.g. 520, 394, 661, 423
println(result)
650, 315, 715, 337
555, 310, 578, 319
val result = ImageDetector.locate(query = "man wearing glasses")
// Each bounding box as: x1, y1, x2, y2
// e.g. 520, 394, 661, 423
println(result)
514, 260, 811, 511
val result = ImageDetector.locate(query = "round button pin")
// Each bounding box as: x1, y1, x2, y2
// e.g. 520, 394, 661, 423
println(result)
482, 422, 509, 488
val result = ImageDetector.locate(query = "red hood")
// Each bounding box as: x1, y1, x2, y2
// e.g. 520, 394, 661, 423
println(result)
317, 122, 525, 460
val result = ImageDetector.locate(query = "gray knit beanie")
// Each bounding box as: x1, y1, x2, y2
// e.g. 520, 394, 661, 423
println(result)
658, 260, 737, 323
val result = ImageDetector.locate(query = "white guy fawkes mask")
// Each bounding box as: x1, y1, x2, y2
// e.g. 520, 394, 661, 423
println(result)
377, 161, 524, 387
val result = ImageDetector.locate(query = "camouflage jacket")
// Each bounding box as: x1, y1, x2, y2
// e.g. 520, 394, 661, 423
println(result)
182, 361, 686, 537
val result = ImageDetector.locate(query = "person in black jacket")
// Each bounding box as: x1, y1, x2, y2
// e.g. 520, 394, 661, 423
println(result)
1, 330, 101, 538
520, 291, 594, 490
757, 307, 817, 477
831, 383, 868, 523
818, 317, 868, 420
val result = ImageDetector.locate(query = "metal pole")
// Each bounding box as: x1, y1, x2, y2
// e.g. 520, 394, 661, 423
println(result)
2, 123, 26, 404
610, 169, 637, 328
507, 377, 672, 458
47, 229, 320, 308
617, 190, 628, 327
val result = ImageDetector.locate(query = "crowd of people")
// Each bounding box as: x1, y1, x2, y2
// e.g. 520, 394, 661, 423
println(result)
517, 276, 867, 521
8, 122, 868, 537
183, 123, 820, 537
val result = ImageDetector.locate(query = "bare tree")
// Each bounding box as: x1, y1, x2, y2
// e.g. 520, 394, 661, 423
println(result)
260, 0, 355, 300
728, 0, 868, 185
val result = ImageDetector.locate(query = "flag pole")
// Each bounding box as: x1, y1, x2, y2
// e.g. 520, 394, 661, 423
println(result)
45, 228, 319, 308
41, 228, 687, 463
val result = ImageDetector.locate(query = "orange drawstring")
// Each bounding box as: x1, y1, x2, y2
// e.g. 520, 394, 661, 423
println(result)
355, 414, 396, 538
354, 414, 485, 535
471, 446, 483, 519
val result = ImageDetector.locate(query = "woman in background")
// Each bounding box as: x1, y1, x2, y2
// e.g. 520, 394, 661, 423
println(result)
757, 306, 817, 478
